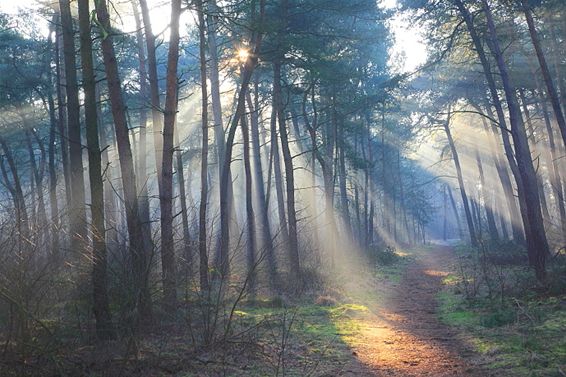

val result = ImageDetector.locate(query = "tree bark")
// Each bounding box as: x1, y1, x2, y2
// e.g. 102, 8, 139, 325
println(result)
159, 0, 183, 311
196, 0, 210, 294
521, 0, 566, 149
444, 106, 477, 247
139, 0, 164, 183
78, 0, 114, 339
247, 87, 278, 291
483, 0, 549, 280
274, 62, 301, 278
59, 0, 87, 246
95, 0, 153, 323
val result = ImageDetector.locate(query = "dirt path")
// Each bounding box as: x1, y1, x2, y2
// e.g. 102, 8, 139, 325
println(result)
337, 246, 483, 376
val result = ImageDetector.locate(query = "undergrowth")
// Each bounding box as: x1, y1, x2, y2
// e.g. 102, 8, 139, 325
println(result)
438, 242, 566, 377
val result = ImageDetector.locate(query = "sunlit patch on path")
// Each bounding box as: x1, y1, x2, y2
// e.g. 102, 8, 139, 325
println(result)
334, 246, 484, 376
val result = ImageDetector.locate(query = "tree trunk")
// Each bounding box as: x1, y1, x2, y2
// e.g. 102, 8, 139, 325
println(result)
95, 0, 153, 323
132, 0, 155, 269
246, 87, 278, 291
473, 103, 524, 243
59, 0, 87, 246
521, 0, 566, 149
138, 0, 164, 183
196, 0, 210, 295
274, 62, 301, 279
53, 15, 72, 209
159, 0, 183, 311
241, 109, 257, 296
46, 74, 60, 252
78, 0, 114, 339
483, 0, 549, 280
444, 107, 477, 247
454, 0, 528, 246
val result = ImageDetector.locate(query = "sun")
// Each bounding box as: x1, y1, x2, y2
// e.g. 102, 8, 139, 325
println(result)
237, 48, 250, 62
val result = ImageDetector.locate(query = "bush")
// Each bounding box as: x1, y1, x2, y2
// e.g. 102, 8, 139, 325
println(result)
480, 307, 516, 328
374, 246, 399, 266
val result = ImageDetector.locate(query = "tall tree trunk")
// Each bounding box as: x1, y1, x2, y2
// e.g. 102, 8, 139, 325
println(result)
483, 0, 549, 280
95, 0, 153, 323
59, 0, 87, 246
196, 0, 210, 295
474, 103, 524, 243
270, 98, 289, 245
274, 62, 301, 278
247, 87, 278, 291
454, 0, 527, 245
54, 15, 72, 209
521, 0, 566, 148
78, 0, 114, 339
175, 130, 193, 277
242, 109, 257, 296
46, 76, 60, 252
132, 0, 155, 268
218, 0, 266, 278
138, 0, 164, 183
159, 0, 183, 311
444, 107, 477, 247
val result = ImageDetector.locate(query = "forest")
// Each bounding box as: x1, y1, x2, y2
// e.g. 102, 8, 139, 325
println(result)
0, 0, 564, 375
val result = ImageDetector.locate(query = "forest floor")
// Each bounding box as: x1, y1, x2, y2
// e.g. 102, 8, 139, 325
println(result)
8, 244, 564, 376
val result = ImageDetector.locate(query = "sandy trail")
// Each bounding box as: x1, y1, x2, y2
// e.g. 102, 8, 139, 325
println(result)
335, 246, 484, 376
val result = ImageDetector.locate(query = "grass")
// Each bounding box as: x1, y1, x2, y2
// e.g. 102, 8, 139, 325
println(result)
437, 268, 566, 376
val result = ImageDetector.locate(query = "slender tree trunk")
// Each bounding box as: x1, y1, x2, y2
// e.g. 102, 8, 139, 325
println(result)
521, 0, 566, 148
483, 0, 549, 280
59, 0, 87, 246
54, 15, 72, 209
454, 0, 528, 246
139, 0, 163, 183
175, 130, 193, 277
95, 0, 153, 323
78, 0, 114, 339
46, 77, 60, 252
132, 0, 155, 266
274, 62, 301, 278
196, 0, 210, 294
270, 96, 289, 244
474, 103, 525, 243
247, 87, 278, 291
444, 107, 477, 247
159, 0, 183, 311
241, 109, 257, 296
218, 2, 266, 278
